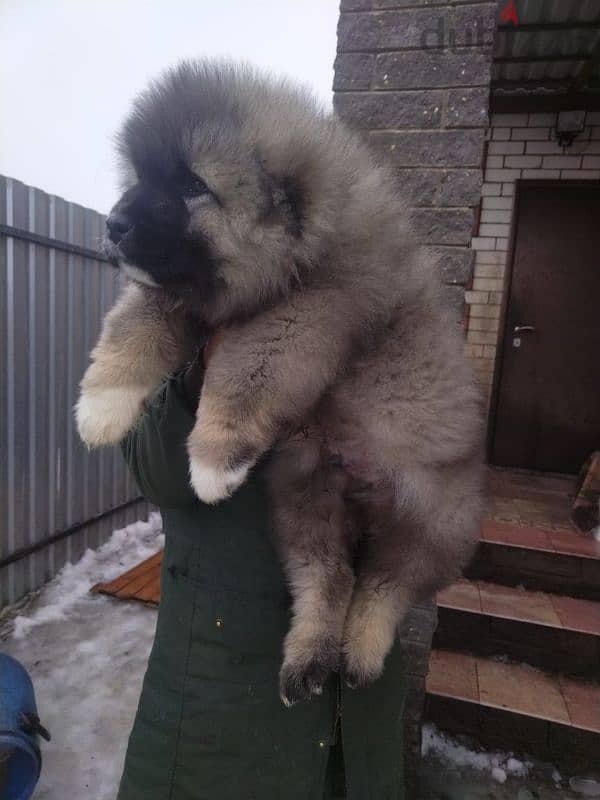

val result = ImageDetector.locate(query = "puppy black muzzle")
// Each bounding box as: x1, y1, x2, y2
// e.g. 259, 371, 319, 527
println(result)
105, 180, 218, 293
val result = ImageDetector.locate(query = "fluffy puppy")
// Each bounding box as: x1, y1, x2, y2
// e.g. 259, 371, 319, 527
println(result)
77, 60, 484, 705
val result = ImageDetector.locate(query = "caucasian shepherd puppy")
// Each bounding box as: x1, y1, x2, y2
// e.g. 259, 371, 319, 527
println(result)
77, 60, 484, 706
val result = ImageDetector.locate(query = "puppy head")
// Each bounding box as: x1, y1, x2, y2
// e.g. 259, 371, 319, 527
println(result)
107, 60, 339, 323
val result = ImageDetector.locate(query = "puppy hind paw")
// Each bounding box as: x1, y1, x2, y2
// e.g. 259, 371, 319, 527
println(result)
76, 385, 148, 447
278, 635, 341, 707
342, 660, 383, 690
342, 631, 388, 690
279, 654, 338, 708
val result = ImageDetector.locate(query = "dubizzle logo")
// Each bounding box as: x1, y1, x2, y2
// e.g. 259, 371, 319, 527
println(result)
501, 0, 519, 26
420, 0, 518, 50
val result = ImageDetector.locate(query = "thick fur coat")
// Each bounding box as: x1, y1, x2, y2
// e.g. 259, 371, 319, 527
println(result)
77, 60, 484, 705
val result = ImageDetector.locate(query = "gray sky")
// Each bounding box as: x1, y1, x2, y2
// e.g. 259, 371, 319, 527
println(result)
0, 0, 339, 214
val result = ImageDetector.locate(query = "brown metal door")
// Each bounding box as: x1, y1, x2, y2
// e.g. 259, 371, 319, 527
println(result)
491, 182, 600, 474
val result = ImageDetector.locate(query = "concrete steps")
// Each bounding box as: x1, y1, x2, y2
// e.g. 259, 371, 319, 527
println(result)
436, 578, 600, 677
469, 520, 600, 599
425, 521, 600, 770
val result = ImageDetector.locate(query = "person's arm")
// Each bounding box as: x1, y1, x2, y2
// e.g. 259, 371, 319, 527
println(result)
121, 352, 205, 508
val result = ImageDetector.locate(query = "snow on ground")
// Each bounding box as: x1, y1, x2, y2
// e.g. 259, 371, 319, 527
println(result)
419, 724, 580, 800
0, 513, 163, 800
422, 723, 533, 784
10, 513, 163, 639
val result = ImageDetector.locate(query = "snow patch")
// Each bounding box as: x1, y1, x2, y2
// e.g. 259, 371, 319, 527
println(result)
1, 512, 163, 800
10, 512, 163, 639
422, 723, 533, 783
552, 768, 563, 785
491, 766, 507, 784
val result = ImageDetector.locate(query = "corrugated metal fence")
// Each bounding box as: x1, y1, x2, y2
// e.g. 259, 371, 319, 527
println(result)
0, 175, 150, 609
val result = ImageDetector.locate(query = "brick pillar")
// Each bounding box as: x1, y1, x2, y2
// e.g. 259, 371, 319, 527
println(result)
333, 0, 497, 315
333, 3, 497, 785
398, 598, 437, 791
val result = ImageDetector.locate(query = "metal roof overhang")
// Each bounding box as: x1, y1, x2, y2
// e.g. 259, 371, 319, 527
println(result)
491, 1, 600, 112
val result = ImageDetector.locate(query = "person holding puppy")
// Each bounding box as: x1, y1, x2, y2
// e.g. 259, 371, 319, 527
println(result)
79, 58, 482, 800
116, 338, 407, 800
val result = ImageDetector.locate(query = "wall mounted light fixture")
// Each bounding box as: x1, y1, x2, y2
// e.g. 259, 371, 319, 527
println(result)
554, 110, 586, 148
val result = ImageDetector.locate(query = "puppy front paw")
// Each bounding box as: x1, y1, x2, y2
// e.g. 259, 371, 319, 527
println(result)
189, 457, 252, 504
76, 385, 148, 447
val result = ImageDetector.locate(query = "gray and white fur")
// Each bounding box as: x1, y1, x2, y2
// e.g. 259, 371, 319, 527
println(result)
76, 60, 485, 705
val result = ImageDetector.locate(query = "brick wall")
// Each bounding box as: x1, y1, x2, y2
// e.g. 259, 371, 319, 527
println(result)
333, 0, 498, 315
467, 111, 600, 405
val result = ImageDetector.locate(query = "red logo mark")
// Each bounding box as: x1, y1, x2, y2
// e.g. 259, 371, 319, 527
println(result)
501, 0, 519, 26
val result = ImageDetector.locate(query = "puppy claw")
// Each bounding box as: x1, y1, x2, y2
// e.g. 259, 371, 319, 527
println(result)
281, 695, 295, 709
279, 659, 330, 707
342, 664, 382, 690
189, 458, 251, 504
76, 385, 147, 446
279, 644, 340, 706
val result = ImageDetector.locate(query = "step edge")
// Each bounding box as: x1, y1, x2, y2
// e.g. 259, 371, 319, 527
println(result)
425, 686, 600, 731
427, 649, 600, 733
436, 599, 600, 637
482, 537, 554, 554
482, 537, 600, 561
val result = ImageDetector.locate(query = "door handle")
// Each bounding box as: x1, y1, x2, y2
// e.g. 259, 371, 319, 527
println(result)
513, 325, 537, 334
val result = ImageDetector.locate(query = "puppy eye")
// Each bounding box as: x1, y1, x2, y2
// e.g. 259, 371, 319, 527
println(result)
183, 174, 210, 198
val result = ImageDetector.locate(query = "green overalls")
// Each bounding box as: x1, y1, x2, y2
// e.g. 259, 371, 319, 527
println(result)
117, 373, 407, 799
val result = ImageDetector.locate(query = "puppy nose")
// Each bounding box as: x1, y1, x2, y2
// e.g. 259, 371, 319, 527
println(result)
106, 211, 132, 244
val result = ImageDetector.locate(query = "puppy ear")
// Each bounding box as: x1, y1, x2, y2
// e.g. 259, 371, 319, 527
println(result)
259, 165, 305, 237
278, 176, 304, 238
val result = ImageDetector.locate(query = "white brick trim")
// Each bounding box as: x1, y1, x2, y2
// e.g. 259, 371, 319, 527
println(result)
466, 111, 600, 405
